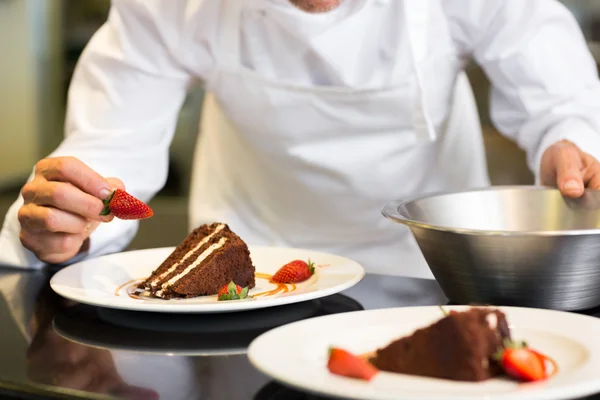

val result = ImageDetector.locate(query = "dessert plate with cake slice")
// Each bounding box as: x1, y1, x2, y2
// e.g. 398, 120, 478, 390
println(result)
50, 223, 365, 313
248, 306, 600, 400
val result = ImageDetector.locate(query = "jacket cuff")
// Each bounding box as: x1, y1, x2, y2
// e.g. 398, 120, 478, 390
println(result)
0, 229, 46, 269
0, 199, 137, 269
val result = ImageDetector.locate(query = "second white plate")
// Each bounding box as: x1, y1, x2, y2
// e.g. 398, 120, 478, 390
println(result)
248, 306, 600, 400
50, 246, 365, 313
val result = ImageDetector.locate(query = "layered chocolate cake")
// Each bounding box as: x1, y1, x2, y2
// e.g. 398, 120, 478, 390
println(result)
370, 308, 511, 381
141, 223, 256, 299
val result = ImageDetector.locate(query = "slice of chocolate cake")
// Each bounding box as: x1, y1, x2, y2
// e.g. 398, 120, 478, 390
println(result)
370, 308, 511, 381
141, 223, 256, 299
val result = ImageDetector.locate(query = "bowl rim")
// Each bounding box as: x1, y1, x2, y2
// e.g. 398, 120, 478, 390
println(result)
382, 185, 600, 237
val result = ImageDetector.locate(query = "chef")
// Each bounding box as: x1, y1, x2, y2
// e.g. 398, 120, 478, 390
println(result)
2, 0, 600, 278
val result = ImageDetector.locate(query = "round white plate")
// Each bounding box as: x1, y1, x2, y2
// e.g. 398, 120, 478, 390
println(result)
50, 246, 364, 313
248, 306, 600, 400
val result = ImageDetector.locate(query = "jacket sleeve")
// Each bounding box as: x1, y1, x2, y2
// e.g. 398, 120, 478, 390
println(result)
0, 0, 194, 269
445, 0, 600, 181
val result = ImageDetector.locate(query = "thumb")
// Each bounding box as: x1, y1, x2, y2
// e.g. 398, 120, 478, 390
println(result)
105, 177, 126, 191
555, 143, 585, 198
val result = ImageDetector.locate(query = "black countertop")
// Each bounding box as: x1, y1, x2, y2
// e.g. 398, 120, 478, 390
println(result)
0, 267, 598, 400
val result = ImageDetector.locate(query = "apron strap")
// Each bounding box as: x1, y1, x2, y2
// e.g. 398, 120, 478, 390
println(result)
401, 0, 437, 141
218, 0, 243, 66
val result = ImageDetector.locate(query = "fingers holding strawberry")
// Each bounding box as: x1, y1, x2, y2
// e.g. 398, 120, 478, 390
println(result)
18, 157, 128, 264
16, 154, 151, 265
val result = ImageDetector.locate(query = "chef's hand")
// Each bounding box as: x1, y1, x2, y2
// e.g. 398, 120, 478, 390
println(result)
17, 156, 124, 264
540, 140, 600, 198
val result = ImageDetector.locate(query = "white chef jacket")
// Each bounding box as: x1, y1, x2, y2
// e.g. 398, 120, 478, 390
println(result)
2, 0, 600, 276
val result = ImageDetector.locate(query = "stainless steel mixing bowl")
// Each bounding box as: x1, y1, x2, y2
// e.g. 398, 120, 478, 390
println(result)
382, 186, 600, 310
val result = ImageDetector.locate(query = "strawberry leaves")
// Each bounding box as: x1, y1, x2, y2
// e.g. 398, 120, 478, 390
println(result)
307, 258, 315, 274
99, 191, 116, 216
217, 281, 251, 301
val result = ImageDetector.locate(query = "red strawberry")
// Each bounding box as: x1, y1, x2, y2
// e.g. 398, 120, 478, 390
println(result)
270, 259, 315, 284
496, 342, 546, 382
217, 281, 250, 301
100, 189, 153, 220
327, 347, 378, 381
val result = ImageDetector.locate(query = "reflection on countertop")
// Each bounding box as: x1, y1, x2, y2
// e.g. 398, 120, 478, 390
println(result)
52, 294, 363, 357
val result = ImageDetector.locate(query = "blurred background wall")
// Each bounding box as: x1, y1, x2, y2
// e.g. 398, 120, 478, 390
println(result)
0, 0, 64, 187
0, 0, 599, 248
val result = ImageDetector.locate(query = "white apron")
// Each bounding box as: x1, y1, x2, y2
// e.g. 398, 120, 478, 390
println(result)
189, 0, 490, 278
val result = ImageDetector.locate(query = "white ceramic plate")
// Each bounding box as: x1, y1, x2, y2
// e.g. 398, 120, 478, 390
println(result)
248, 306, 600, 400
50, 246, 364, 313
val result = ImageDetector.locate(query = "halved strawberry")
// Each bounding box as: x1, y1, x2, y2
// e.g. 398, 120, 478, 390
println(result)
100, 189, 153, 220
327, 347, 379, 381
270, 259, 315, 284
501, 348, 545, 381
495, 341, 549, 382
217, 281, 250, 301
